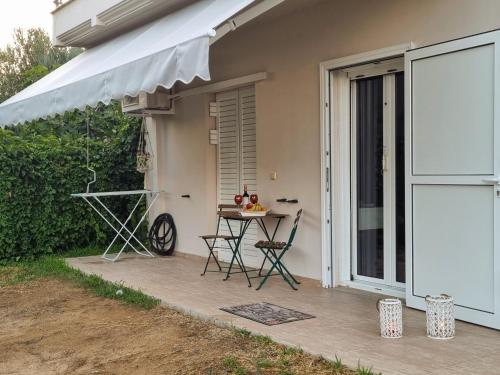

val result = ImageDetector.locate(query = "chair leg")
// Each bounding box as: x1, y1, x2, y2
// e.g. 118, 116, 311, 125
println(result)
277, 261, 300, 285
256, 249, 275, 290
270, 251, 300, 285
277, 269, 298, 291
256, 247, 297, 291
201, 250, 222, 275
201, 239, 212, 276
201, 255, 210, 276
257, 259, 297, 291
270, 249, 285, 273
258, 249, 270, 276
201, 239, 222, 276
267, 249, 300, 285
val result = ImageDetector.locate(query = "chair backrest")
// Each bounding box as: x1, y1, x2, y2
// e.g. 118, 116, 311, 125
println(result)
286, 209, 303, 247
215, 204, 241, 233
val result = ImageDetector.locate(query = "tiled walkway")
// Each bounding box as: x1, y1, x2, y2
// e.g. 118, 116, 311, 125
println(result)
68, 254, 500, 375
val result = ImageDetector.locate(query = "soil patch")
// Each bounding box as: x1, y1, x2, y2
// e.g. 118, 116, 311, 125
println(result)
0, 278, 354, 375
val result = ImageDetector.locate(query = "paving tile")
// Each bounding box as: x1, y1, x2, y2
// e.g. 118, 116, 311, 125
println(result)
438, 354, 500, 375
67, 254, 500, 374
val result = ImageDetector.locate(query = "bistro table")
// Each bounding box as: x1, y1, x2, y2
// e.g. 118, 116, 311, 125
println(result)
218, 210, 289, 287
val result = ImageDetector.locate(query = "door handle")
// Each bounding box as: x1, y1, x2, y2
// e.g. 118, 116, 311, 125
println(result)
483, 177, 500, 198
381, 147, 388, 175
482, 177, 500, 185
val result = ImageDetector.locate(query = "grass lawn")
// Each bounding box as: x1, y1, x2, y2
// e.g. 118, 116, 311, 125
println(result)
0, 250, 380, 375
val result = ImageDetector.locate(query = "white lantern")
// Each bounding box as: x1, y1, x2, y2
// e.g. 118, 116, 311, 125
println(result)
425, 294, 455, 340
378, 298, 403, 338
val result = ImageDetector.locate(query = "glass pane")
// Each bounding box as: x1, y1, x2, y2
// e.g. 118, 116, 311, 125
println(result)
395, 72, 405, 283
356, 76, 384, 279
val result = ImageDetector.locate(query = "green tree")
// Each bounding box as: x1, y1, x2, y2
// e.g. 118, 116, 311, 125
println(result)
0, 28, 81, 102
1, 28, 134, 142
0, 28, 145, 260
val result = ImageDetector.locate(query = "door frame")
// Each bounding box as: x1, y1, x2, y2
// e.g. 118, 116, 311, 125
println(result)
319, 43, 413, 291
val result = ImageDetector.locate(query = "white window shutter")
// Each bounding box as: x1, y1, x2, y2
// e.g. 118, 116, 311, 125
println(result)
216, 86, 258, 263
216, 90, 240, 261
216, 90, 240, 204
238, 86, 258, 260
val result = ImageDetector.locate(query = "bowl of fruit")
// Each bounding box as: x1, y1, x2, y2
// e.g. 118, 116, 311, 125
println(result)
241, 195, 270, 216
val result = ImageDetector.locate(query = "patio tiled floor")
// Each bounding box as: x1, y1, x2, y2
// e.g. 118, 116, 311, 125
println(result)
68, 254, 500, 375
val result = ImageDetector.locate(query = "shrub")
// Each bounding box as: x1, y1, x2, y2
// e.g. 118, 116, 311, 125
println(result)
0, 106, 145, 260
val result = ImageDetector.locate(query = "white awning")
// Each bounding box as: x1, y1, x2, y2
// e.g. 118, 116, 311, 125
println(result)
0, 0, 254, 126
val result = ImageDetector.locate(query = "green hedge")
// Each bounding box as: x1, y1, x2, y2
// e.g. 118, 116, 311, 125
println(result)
0, 111, 145, 260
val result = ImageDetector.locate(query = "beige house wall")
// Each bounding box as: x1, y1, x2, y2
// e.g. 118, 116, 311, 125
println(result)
147, 95, 217, 256
148, 0, 500, 280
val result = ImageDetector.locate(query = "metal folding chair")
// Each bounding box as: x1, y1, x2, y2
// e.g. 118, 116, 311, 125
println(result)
254, 209, 303, 290
199, 204, 240, 276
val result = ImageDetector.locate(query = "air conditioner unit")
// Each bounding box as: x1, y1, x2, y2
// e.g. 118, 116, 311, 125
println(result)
121, 91, 175, 115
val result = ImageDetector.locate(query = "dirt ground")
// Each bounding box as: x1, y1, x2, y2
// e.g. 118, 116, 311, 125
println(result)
0, 278, 353, 375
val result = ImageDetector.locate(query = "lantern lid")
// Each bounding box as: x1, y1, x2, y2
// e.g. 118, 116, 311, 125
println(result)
425, 294, 454, 303
379, 298, 402, 305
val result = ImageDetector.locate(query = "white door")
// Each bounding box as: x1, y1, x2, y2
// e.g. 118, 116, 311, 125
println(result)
405, 31, 500, 328
216, 86, 259, 265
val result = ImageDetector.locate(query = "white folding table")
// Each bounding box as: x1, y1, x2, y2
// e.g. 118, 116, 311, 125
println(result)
71, 190, 160, 262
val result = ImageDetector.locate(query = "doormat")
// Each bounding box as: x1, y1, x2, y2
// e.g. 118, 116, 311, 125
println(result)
221, 302, 315, 326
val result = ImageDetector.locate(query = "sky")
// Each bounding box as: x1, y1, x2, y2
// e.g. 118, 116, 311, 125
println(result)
0, 0, 54, 47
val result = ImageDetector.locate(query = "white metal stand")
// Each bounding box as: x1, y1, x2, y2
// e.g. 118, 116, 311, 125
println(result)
71, 190, 160, 262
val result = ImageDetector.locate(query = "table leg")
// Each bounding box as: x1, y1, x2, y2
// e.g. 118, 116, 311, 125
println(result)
223, 218, 252, 287
233, 240, 252, 287
222, 217, 239, 279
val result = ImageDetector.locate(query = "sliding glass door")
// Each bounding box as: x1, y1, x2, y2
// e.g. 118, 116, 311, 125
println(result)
350, 64, 405, 288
